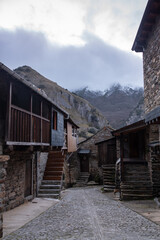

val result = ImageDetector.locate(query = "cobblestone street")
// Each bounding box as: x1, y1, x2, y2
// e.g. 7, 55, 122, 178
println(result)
3, 187, 160, 240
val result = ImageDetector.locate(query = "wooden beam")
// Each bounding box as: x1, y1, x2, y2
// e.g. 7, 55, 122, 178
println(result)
6, 141, 50, 146
30, 94, 33, 142
8, 82, 12, 141
41, 101, 43, 143
120, 133, 124, 182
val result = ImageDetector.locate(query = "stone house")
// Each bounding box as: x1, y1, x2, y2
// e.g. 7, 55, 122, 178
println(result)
0, 62, 78, 237
95, 137, 117, 191
113, 120, 153, 200
132, 0, 160, 196
65, 126, 114, 186
112, 0, 160, 200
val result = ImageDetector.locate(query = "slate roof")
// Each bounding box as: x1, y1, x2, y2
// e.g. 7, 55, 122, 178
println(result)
132, 0, 160, 52
0, 62, 69, 117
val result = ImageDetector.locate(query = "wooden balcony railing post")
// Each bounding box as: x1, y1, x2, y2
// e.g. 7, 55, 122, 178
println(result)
41, 101, 43, 143
7, 82, 12, 141
120, 133, 124, 182
30, 95, 33, 142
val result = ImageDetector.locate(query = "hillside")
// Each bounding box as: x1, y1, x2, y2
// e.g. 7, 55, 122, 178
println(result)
126, 96, 144, 125
14, 66, 109, 140
73, 85, 144, 129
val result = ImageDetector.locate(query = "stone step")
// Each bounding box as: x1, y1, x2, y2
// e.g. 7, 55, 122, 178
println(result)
45, 167, 63, 171
104, 185, 115, 189
43, 176, 61, 180
48, 155, 64, 159
44, 171, 62, 176
39, 189, 60, 194
47, 159, 64, 163
40, 184, 61, 189
38, 193, 59, 199
124, 177, 151, 181
121, 185, 152, 190
78, 177, 89, 180
121, 180, 152, 184
80, 174, 90, 177
121, 193, 153, 200
41, 180, 61, 185
121, 189, 152, 193
49, 151, 63, 155
124, 171, 150, 177
46, 163, 64, 167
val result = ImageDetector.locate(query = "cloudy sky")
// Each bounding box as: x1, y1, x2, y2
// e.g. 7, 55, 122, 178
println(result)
0, 0, 147, 91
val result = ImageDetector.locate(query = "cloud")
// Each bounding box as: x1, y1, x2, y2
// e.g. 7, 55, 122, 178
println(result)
0, 28, 143, 91
0, 0, 147, 50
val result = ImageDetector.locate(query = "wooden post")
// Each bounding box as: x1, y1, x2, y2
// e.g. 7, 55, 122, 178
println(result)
50, 107, 53, 146
41, 101, 43, 143
30, 94, 33, 142
7, 82, 12, 141
120, 133, 124, 182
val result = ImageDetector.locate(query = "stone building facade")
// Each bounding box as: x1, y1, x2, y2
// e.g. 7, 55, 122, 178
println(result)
132, 0, 160, 197
1, 150, 49, 212
65, 126, 114, 186
143, 15, 160, 114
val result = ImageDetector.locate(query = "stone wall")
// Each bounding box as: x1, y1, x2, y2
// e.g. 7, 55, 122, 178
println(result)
143, 15, 160, 114
64, 152, 80, 187
116, 137, 120, 160
79, 127, 113, 180
64, 127, 113, 186
73, 127, 113, 183
148, 124, 160, 195
37, 152, 48, 191
4, 151, 37, 211
0, 155, 9, 238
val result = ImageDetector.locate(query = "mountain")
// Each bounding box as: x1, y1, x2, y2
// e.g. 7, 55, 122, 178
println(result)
126, 96, 144, 125
14, 66, 109, 140
73, 84, 144, 129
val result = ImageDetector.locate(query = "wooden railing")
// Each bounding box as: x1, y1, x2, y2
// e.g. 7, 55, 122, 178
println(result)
9, 105, 50, 145
10, 107, 31, 142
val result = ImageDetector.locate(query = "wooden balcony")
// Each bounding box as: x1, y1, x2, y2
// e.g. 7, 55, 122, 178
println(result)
7, 105, 50, 146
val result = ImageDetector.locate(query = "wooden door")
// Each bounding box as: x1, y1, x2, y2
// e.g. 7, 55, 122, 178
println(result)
24, 159, 32, 197
80, 155, 89, 172
107, 144, 117, 164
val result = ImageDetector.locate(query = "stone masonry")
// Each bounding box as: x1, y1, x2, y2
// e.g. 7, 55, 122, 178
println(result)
143, 15, 160, 114
0, 155, 9, 238
3, 151, 37, 211
65, 126, 113, 185
37, 152, 48, 192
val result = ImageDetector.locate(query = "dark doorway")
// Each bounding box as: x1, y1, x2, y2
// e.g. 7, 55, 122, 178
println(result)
80, 155, 89, 172
107, 144, 117, 164
24, 159, 32, 197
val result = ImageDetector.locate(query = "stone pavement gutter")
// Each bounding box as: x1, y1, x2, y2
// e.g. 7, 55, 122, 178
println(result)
3, 197, 59, 237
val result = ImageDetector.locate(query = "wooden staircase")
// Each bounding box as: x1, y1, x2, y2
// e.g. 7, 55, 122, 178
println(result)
120, 162, 153, 200
38, 151, 65, 199
102, 164, 115, 191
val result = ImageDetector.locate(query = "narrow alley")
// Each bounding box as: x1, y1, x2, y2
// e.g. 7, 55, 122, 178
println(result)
2, 187, 160, 240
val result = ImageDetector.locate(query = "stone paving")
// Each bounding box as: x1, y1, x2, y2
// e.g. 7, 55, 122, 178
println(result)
2, 187, 160, 240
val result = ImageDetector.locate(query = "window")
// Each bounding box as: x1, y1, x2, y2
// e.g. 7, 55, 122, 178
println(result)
72, 126, 77, 137
53, 111, 57, 130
